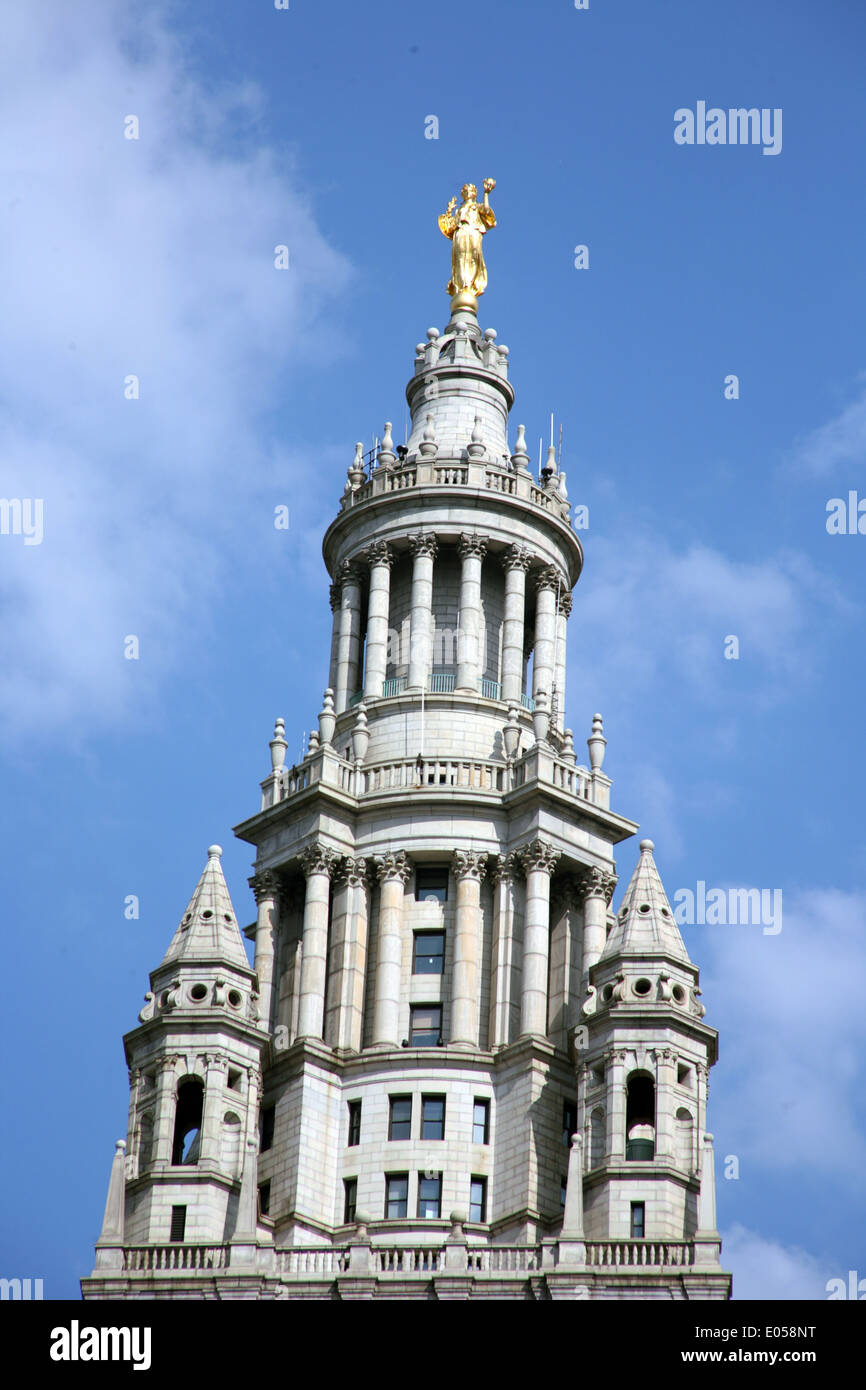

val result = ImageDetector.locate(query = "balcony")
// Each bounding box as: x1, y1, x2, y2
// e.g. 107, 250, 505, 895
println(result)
337, 455, 574, 529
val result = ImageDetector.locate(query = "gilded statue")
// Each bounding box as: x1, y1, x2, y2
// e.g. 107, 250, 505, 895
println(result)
438, 179, 496, 300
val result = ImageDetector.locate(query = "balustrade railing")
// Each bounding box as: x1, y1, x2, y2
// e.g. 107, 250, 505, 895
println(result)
123, 1245, 227, 1272
584, 1241, 694, 1268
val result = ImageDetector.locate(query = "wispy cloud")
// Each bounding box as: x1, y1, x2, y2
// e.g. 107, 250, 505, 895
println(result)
0, 2, 351, 750
723, 1224, 834, 1300
791, 375, 866, 477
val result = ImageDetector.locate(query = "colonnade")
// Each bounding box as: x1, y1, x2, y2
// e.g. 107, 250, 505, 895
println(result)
251, 845, 617, 1054
327, 536, 573, 720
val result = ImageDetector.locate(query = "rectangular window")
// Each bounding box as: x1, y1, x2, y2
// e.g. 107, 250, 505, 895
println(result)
415, 867, 448, 904
258, 1181, 271, 1218
169, 1205, 187, 1243
469, 1176, 487, 1223
347, 1099, 362, 1147
388, 1095, 412, 1140
413, 931, 445, 975
472, 1098, 490, 1145
631, 1201, 646, 1239
343, 1177, 357, 1224
385, 1173, 409, 1219
410, 1005, 442, 1047
562, 1099, 577, 1147
260, 1104, 275, 1153
417, 1173, 442, 1219
421, 1095, 446, 1140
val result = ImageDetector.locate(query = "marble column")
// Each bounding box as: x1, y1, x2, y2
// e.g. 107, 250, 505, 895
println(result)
450, 850, 488, 1046
327, 579, 341, 693
297, 844, 338, 1039
532, 567, 560, 704
581, 866, 616, 985
372, 851, 411, 1047
456, 533, 487, 692
653, 1047, 676, 1162
334, 562, 363, 714
250, 869, 280, 1032
363, 542, 392, 700
553, 589, 572, 732
518, 838, 560, 1037
153, 1055, 181, 1165
488, 853, 521, 1048
325, 857, 370, 1052
548, 876, 582, 1051
501, 545, 530, 705
606, 1049, 628, 1161
199, 1052, 228, 1165
407, 533, 437, 689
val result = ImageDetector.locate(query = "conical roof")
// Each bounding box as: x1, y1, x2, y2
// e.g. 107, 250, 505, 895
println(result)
601, 839, 691, 964
160, 845, 250, 969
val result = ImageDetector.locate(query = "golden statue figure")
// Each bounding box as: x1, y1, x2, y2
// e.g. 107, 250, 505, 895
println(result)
438, 179, 496, 302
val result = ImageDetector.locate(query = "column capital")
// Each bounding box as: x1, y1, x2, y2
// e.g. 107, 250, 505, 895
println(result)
557, 590, 573, 618
535, 565, 563, 593
337, 558, 364, 588
329, 580, 342, 611
408, 531, 439, 560
501, 543, 532, 573
333, 855, 370, 889
249, 868, 281, 904
458, 532, 488, 561
489, 851, 522, 886
451, 849, 488, 882
518, 838, 560, 876
299, 844, 340, 879
374, 850, 412, 886
578, 864, 617, 904
362, 540, 393, 570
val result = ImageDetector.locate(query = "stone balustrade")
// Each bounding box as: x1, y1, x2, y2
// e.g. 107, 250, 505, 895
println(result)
340, 456, 572, 525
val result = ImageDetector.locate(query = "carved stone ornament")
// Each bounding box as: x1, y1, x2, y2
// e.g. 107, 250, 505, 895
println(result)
457, 533, 488, 561
518, 838, 560, 876
300, 844, 340, 879
451, 849, 488, 881
374, 850, 412, 885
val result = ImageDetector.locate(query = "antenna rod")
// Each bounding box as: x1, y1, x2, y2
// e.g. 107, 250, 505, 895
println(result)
558, 422, 563, 466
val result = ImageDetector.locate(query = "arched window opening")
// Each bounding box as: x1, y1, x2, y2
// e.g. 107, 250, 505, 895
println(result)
625, 1072, 655, 1160
138, 1112, 154, 1170
590, 1106, 605, 1169
675, 1107, 694, 1172
220, 1111, 242, 1177
171, 1077, 204, 1166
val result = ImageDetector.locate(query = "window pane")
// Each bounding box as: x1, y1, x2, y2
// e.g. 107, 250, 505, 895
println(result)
343, 1178, 357, 1223
473, 1099, 490, 1144
389, 1096, 412, 1140
410, 1005, 442, 1046
416, 868, 448, 904
631, 1202, 645, 1239
260, 1104, 275, 1153
421, 1096, 445, 1140
348, 1100, 361, 1146
413, 932, 445, 975
418, 1174, 441, 1218
469, 1177, 486, 1223
386, 1174, 408, 1219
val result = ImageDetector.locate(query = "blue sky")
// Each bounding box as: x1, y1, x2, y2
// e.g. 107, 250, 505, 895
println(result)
1, 0, 864, 1300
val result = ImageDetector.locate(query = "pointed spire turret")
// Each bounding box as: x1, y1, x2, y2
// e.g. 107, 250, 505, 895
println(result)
160, 845, 249, 970
601, 839, 690, 964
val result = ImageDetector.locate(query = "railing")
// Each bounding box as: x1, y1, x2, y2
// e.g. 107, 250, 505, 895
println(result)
348, 691, 364, 708
275, 1248, 349, 1276
584, 1241, 694, 1268
374, 1246, 442, 1274
479, 677, 502, 701
280, 764, 313, 797
123, 1245, 228, 1272
485, 469, 516, 495
361, 756, 506, 795
382, 676, 407, 697
429, 672, 455, 693
521, 693, 536, 712
434, 464, 469, 485
339, 457, 574, 526
466, 1245, 543, 1273
551, 760, 590, 799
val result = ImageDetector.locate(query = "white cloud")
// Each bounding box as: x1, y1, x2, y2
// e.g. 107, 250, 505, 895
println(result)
0, 2, 351, 749
701, 888, 866, 1184
791, 376, 866, 477
723, 1224, 833, 1300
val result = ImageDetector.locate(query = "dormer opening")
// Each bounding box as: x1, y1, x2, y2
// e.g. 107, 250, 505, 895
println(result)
625, 1072, 655, 1160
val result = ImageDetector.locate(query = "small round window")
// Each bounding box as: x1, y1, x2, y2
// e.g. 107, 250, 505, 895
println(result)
633, 977, 652, 996
228, 989, 242, 1008
672, 984, 686, 1004
190, 983, 208, 1002
602, 983, 614, 1002
201, 909, 213, 919
638, 903, 651, 914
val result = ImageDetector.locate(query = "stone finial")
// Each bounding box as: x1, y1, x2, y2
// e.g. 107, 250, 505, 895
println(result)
418, 413, 438, 459
561, 727, 576, 763
425, 327, 440, 366
503, 705, 520, 760
467, 413, 485, 459
557, 469, 568, 499
352, 701, 370, 763
269, 717, 287, 775
96, 1139, 127, 1248
542, 442, 557, 485
511, 423, 530, 471
532, 689, 550, 746
377, 421, 396, 468
318, 689, 336, 747
348, 442, 365, 489
307, 728, 321, 754
587, 712, 606, 771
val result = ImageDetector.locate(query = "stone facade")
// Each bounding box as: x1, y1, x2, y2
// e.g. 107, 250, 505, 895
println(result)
82, 286, 731, 1301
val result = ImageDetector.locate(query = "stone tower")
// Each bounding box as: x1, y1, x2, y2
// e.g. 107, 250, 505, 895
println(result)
83, 210, 731, 1300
